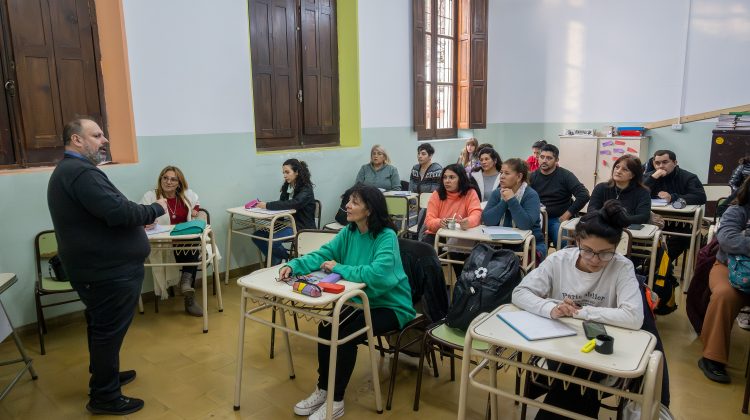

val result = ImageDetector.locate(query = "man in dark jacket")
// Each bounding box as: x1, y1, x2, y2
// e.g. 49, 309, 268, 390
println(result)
47, 118, 167, 415
644, 150, 707, 259
529, 144, 590, 247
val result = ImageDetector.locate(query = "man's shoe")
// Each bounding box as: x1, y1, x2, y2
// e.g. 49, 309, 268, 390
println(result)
86, 395, 144, 415
698, 357, 730, 383
119, 370, 136, 386
184, 295, 203, 317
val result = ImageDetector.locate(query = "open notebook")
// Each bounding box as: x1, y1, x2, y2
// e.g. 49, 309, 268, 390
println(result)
497, 311, 577, 341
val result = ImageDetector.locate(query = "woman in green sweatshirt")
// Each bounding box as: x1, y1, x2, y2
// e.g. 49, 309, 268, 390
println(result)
279, 184, 415, 420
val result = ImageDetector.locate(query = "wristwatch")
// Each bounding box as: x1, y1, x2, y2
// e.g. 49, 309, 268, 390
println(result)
672, 198, 687, 209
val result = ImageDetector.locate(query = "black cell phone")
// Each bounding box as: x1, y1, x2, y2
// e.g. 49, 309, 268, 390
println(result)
583, 321, 607, 339
628, 224, 645, 230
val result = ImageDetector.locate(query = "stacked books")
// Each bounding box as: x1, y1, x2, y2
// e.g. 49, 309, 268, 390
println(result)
482, 226, 524, 240
716, 114, 737, 129
616, 126, 646, 136
735, 113, 750, 131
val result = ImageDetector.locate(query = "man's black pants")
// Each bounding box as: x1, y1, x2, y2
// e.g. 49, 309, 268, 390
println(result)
71, 267, 143, 402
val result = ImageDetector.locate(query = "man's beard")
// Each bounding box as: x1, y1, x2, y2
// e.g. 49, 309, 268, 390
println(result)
83, 146, 106, 165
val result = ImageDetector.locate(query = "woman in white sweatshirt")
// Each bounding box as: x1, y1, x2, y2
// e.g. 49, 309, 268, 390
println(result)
512, 199, 643, 419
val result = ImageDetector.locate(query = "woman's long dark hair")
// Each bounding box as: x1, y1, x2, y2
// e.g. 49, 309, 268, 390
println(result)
346, 184, 396, 237
280, 159, 313, 193
574, 199, 630, 245
478, 147, 502, 172
607, 154, 646, 190
437, 164, 473, 200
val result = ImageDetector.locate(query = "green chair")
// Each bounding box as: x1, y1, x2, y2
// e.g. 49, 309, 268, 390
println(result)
385, 195, 410, 237
34, 230, 81, 355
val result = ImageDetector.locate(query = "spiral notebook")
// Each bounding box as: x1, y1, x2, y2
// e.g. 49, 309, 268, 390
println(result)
497, 311, 577, 341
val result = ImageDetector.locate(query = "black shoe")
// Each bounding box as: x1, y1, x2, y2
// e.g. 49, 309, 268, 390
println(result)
119, 370, 136, 386
698, 357, 730, 383
86, 395, 144, 415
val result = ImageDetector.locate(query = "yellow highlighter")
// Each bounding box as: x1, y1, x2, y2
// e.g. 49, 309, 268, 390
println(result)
580, 338, 596, 353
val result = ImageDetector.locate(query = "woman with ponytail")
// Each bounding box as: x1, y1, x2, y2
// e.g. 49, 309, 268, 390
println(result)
512, 199, 644, 419
253, 159, 316, 265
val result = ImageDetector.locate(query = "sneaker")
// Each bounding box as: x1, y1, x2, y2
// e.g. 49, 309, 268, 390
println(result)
86, 395, 144, 415
698, 357, 730, 383
294, 388, 327, 416
308, 399, 344, 420
119, 370, 136, 386
737, 308, 750, 330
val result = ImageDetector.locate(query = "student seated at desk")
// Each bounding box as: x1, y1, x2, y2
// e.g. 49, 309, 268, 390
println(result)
252, 159, 316, 265
588, 154, 651, 224
279, 184, 415, 420
355, 144, 401, 191
698, 177, 750, 384
141, 165, 203, 317
408, 142, 442, 193
421, 163, 482, 246
470, 147, 501, 202
483, 158, 547, 258
512, 199, 644, 419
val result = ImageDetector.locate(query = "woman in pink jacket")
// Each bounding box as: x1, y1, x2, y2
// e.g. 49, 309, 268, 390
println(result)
421, 163, 482, 246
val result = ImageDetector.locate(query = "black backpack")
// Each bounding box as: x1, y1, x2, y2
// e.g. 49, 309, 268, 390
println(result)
446, 244, 522, 330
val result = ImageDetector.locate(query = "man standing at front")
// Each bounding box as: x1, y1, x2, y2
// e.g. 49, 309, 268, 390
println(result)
47, 118, 167, 415
529, 144, 590, 247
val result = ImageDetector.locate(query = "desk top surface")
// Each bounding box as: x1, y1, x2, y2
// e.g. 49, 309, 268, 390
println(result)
650, 204, 702, 214
383, 191, 418, 199
561, 218, 658, 239
0, 273, 17, 294
227, 207, 296, 218
237, 266, 365, 306
436, 226, 531, 244
146, 224, 212, 241
472, 305, 656, 377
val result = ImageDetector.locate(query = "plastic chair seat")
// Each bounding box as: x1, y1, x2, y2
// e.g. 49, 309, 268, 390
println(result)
39, 277, 74, 292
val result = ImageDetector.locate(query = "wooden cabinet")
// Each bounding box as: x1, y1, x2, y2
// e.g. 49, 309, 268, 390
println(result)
708, 130, 750, 184
559, 136, 649, 194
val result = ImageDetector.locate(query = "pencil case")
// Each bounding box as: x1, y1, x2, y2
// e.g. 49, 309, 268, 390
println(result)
318, 282, 344, 294
244, 199, 260, 209
292, 280, 322, 298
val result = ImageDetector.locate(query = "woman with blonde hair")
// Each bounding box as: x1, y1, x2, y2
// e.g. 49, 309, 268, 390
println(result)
140, 165, 203, 316
457, 137, 480, 173
355, 144, 401, 191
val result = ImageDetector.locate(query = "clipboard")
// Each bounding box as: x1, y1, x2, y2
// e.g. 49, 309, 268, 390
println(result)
497, 311, 577, 341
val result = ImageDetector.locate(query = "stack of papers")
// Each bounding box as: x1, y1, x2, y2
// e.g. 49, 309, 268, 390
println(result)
651, 198, 668, 207
497, 311, 577, 341
482, 226, 524, 240
716, 114, 737, 130
145, 224, 171, 235
387, 191, 413, 196
244, 208, 288, 215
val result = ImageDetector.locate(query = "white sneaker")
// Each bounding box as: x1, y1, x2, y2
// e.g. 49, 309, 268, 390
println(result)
737, 308, 750, 330
294, 388, 327, 416
308, 399, 344, 420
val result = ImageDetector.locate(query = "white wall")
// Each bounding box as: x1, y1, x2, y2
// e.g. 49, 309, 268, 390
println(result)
487, 0, 750, 123
123, 0, 254, 136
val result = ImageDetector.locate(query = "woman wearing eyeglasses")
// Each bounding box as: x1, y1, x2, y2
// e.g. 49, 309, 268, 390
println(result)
512, 199, 644, 419
140, 165, 203, 316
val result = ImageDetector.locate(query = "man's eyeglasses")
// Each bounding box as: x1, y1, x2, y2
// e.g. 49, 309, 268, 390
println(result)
578, 246, 615, 262
161, 176, 179, 183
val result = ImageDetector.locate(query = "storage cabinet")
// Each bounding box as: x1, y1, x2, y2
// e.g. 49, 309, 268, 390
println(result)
708, 130, 750, 184
558, 136, 649, 194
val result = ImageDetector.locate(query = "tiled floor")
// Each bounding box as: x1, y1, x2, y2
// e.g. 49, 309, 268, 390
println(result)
0, 278, 747, 419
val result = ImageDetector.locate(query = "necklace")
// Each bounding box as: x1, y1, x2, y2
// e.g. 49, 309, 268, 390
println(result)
615, 186, 621, 200
166, 197, 178, 220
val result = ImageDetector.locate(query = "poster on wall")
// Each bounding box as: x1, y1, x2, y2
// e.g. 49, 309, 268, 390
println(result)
596, 138, 642, 184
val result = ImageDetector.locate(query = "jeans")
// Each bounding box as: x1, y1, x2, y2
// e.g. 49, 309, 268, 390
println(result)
547, 217, 562, 248
317, 306, 399, 400
71, 267, 143, 402
252, 227, 293, 265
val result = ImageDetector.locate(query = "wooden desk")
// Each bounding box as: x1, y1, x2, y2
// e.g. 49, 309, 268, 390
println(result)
233, 267, 382, 419
146, 225, 223, 332
651, 204, 704, 290
0, 274, 38, 400
457, 304, 663, 420
224, 207, 298, 281
434, 226, 536, 275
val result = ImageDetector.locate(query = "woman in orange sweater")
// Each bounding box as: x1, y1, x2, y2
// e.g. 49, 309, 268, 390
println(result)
421, 163, 482, 246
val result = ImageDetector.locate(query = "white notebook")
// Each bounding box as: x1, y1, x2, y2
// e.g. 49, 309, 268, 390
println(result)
497, 311, 577, 341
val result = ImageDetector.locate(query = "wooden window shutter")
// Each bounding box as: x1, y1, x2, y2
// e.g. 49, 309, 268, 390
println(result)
468, 0, 487, 129
249, 0, 300, 150
412, 0, 426, 134
299, 0, 339, 147
457, 0, 469, 129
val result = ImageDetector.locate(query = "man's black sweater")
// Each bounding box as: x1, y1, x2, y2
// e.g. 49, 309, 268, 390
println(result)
529, 167, 590, 218
644, 166, 706, 205
589, 182, 651, 224
47, 155, 164, 283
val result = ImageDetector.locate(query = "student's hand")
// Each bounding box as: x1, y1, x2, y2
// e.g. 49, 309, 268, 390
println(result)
500, 188, 514, 201
320, 260, 337, 273
458, 216, 470, 229
257, 201, 267, 209
559, 211, 572, 222
156, 198, 168, 213
278, 266, 292, 280
145, 223, 156, 230
550, 299, 580, 319
440, 218, 449, 229
191, 208, 199, 217
657, 191, 672, 202
651, 169, 667, 179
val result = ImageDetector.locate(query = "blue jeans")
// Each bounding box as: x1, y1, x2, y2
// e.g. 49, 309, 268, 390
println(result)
252, 227, 293, 265
71, 267, 143, 402
548, 217, 565, 248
